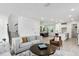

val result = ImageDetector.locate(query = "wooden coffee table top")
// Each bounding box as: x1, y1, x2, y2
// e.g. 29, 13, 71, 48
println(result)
30, 43, 57, 56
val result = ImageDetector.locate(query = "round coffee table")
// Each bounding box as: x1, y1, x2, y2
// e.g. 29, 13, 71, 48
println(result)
30, 43, 57, 56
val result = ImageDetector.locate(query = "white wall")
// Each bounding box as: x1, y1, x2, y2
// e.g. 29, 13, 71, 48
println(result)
0, 15, 9, 42
8, 14, 18, 32
18, 16, 40, 37
8, 14, 40, 37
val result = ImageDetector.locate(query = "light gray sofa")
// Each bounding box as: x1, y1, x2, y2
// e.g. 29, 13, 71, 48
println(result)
12, 36, 43, 55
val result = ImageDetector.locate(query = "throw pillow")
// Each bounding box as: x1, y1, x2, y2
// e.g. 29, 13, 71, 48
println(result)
21, 37, 28, 43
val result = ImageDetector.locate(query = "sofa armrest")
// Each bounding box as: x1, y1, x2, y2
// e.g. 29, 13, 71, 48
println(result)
12, 37, 20, 53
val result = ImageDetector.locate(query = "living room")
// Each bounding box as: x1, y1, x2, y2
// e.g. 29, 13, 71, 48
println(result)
0, 3, 79, 56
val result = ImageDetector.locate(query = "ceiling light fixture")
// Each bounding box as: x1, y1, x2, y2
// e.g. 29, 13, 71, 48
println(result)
41, 17, 44, 21
70, 8, 75, 11
69, 15, 72, 17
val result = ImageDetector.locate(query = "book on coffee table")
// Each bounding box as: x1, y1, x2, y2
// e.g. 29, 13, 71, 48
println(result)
38, 44, 48, 50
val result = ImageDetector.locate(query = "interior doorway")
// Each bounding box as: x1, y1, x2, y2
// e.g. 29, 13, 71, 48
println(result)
71, 24, 77, 38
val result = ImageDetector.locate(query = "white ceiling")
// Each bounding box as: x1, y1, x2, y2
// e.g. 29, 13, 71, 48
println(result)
0, 3, 79, 23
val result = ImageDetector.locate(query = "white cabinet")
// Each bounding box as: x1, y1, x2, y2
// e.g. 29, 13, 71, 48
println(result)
59, 33, 66, 41
59, 33, 69, 41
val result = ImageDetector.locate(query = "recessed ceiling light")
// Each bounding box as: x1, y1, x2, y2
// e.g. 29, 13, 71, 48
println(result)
70, 8, 75, 11
69, 15, 72, 17
41, 17, 44, 21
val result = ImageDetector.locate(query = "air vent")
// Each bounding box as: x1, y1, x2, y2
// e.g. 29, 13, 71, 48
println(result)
61, 23, 67, 25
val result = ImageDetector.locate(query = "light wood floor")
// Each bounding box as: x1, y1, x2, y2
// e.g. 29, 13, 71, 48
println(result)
43, 37, 79, 56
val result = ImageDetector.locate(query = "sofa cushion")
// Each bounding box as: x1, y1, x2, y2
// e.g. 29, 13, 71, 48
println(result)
28, 36, 37, 42
36, 36, 42, 40
20, 42, 32, 48
31, 40, 43, 45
